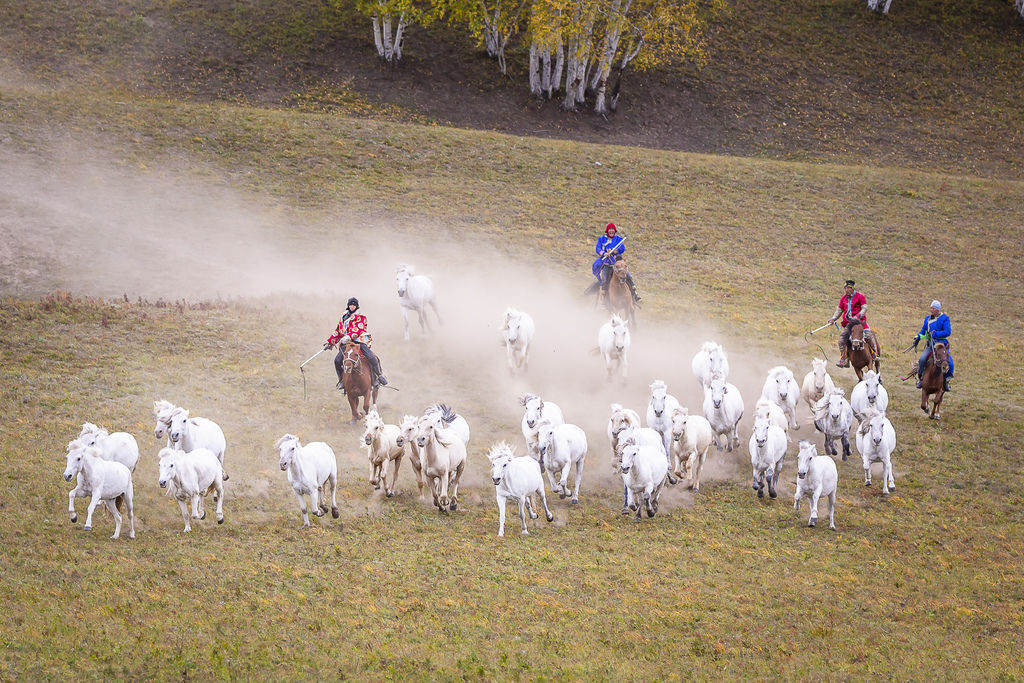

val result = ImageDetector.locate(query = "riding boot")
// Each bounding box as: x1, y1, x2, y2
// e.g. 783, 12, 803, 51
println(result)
370, 356, 388, 386
943, 378, 951, 392
837, 349, 849, 368
337, 379, 346, 395
626, 275, 642, 306
916, 372, 922, 389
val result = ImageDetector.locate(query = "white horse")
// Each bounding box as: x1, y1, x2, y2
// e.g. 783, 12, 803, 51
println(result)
502, 308, 535, 375
703, 375, 744, 452
396, 264, 441, 341
749, 414, 787, 500
646, 380, 681, 458
800, 358, 836, 417
275, 434, 339, 527
63, 444, 135, 539
157, 447, 225, 532
520, 394, 563, 460
396, 414, 426, 499
795, 440, 838, 530
488, 441, 553, 536
160, 402, 228, 480
597, 314, 631, 381
535, 421, 588, 504
77, 423, 139, 472
362, 409, 404, 497
692, 341, 730, 390
855, 408, 896, 494
850, 370, 889, 423
762, 365, 800, 430
813, 388, 854, 460
669, 407, 714, 492
619, 443, 668, 522
754, 396, 790, 442
415, 418, 467, 513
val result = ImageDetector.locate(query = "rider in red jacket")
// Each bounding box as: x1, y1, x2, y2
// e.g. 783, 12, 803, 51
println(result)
827, 279, 877, 367
326, 297, 387, 390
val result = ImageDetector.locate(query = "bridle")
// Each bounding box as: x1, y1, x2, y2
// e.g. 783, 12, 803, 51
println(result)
342, 344, 364, 375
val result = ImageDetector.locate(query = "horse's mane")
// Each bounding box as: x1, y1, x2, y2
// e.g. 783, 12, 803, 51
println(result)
519, 394, 538, 408
857, 408, 882, 436
426, 403, 458, 424
275, 433, 299, 449
397, 264, 415, 275
153, 399, 175, 417
487, 441, 515, 461
767, 366, 792, 380
814, 387, 846, 421
650, 379, 667, 394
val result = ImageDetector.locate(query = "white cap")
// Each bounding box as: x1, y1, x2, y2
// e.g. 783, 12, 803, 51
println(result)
930, 300, 941, 310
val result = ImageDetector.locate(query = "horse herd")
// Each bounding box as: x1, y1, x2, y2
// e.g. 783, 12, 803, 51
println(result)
59, 263, 906, 539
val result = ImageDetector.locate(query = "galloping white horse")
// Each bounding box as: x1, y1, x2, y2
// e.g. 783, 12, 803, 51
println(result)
598, 314, 631, 381
396, 264, 442, 341
502, 308, 535, 375
692, 341, 730, 391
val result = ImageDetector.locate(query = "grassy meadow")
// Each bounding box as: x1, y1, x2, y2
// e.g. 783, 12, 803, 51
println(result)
2, 1, 1024, 678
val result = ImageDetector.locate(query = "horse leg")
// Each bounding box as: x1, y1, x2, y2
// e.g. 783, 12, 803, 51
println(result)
125, 484, 135, 539
329, 475, 340, 518
105, 499, 122, 539
495, 491, 507, 537
429, 299, 443, 325
516, 497, 529, 535
933, 388, 943, 420
401, 306, 411, 341
417, 307, 430, 335
558, 461, 572, 499
537, 485, 555, 522
178, 499, 192, 532
387, 453, 402, 498
841, 433, 850, 461
571, 459, 583, 504
83, 492, 102, 531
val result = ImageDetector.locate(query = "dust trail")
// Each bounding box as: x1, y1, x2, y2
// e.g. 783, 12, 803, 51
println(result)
3, 142, 814, 509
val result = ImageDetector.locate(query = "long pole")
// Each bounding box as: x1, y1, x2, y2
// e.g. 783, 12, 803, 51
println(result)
299, 347, 329, 401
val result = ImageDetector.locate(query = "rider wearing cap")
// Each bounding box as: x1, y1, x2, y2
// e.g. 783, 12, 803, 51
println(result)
827, 279, 877, 367
913, 299, 953, 392
326, 297, 388, 390
589, 222, 641, 303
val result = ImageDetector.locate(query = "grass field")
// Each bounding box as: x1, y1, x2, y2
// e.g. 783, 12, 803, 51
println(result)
2, 1, 1024, 679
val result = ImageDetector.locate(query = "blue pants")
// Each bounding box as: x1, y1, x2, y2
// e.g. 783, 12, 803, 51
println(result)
918, 344, 953, 379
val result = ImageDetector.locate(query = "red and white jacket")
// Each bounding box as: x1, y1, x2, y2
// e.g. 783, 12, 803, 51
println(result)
327, 313, 370, 346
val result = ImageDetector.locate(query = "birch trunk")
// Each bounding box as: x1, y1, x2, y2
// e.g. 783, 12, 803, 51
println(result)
592, 0, 630, 114
541, 49, 551, 96
372, 16, 385, 60
392, 14, 406, 62
529, 43, 542, 96
551, 43, 564, 99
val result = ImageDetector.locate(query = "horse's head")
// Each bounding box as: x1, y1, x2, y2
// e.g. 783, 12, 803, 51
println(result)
487, 442, 515, 485
670, 406, 689, 442
859, 410, 888, 447
649, 380, 670, 417
797, 441, 817, 479
342, 343, 363, 373
707, 343, 726, 377
619, 444, 639, 474
811, 358, 829, 393
63, 440, 88, 481
396, 265, 413, 298
612, 259, 628, 281
362, 410, 383, 446
157, 451, 178, 489
275, 434, 300, 471
863, 370, 880, 403
535, 421, 555, 459
609, 316, 630, 352
827, 390, 846, 421
753, 415, 771, 448
77, 422, 107, 448
414, 418, 435, 449
709, 376, 728, 409
769, 367, 794, 401
503, 310, 522, 344
933, 342, 950, 374
396, 415, 419, 448
521, 394, 543, 429
167, 407, 190, 444
848, 320, 865, 349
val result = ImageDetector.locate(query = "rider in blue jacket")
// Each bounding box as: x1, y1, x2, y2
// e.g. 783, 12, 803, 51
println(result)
914, 299, 953, 391
588, 222, 640, 303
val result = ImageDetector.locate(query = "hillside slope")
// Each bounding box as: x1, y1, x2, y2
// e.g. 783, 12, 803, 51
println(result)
1, 0, 1022, 178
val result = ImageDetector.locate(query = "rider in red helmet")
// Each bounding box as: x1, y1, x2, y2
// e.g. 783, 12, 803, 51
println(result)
586, 222, 641, 303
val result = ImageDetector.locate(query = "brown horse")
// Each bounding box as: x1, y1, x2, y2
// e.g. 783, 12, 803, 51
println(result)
919, 342, 948, 420
341, 342, 378, 423
847, 321, 880, 381
604, 260, 636, 327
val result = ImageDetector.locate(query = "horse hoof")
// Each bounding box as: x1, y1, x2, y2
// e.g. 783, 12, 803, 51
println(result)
200, 512, 207, 520
70, 513, 77, 523
571, 498, 579, 505
332, 508, 340, 518
222, 472, 229, 481
559, 491, 566, 499
217, 516, 224, 525
449, 501, 458, 511
620, 507, 630, 515
84, 525, 91, 531
386, 491, 394, 498
314, 510, 324, 517
769, 491, 777, 500
808, 518, 817, 527
757, 489, 764, 499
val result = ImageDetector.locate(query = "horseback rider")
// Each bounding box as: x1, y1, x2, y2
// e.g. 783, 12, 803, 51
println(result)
913, 299, 953, 392
586, 222, 641, 304
827, 279, 878, 367
325, 297, 388, 391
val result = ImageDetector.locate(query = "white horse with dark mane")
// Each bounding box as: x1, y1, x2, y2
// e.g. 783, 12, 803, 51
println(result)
396, 263, 442, 341
692, 341, 730, 391
502, 308, 535, 375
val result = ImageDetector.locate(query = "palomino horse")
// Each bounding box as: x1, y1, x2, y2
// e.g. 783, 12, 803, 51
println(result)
847, 320, 880, 381
604, 260, 636, 327
341, 342, 378, 423
919, 341, 948, 420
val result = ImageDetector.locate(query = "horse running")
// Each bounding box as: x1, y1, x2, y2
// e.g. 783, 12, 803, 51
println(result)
341, 342, 378, 423
918, 341, 949, 420
846, 320, 880, 381
604, 260, 636, 327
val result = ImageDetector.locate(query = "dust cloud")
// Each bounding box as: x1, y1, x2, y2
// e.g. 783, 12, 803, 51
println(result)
2, 141, 811, 509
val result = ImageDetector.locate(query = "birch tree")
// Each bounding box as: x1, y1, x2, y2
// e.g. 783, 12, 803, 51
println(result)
355, 0, 420, 64
1016, 0, 1023, 19
866, 0, 893, 14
